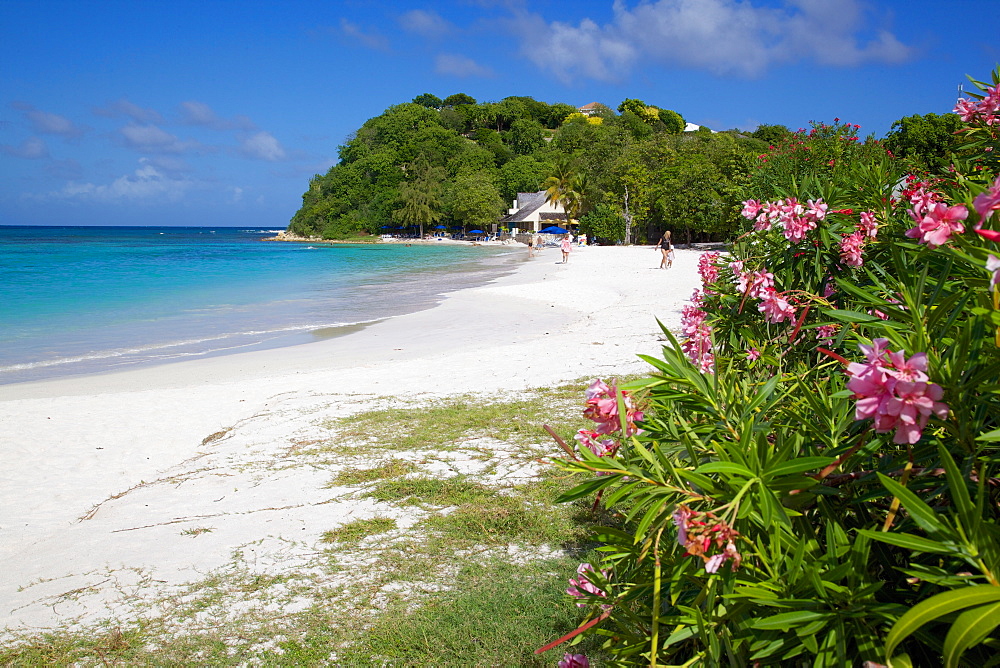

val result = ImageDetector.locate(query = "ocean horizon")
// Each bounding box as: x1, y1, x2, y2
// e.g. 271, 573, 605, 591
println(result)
0, 225, 521, 385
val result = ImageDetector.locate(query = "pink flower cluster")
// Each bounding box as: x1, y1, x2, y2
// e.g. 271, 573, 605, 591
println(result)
906, 202, 968, 248
840, 230, 866, 267
567, 563, 611, 609
558, 654, 590, 668
732, 261, 774, 298
954, 85, 1000, 125
839, 211, 878, 267
583, 379, 643, 436
757, 288, 796, 324
575, 429, 616, 475
815, 324, 837, 345
740, 198, 827, 243
697, 251, 721, 286
681, 291, 714, 373
673, 504, 742, 574
901, 178, 968, 248
988, 254, 1000, 289
974, 176, 1000, 242
846, 339, 949, 444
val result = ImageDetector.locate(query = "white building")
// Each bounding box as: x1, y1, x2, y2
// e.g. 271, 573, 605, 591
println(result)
501, 191, 568, 233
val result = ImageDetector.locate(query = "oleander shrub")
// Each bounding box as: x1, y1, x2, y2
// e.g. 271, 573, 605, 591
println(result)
540, 68, 1000, 667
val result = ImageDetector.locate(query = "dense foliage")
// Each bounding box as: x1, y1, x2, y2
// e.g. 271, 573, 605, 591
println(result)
544, 67, 1000, 666
288, 94, 770, 243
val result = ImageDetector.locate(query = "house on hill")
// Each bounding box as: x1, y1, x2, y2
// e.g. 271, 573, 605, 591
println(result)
578, 102, 603, 116
500, 192, 568, 233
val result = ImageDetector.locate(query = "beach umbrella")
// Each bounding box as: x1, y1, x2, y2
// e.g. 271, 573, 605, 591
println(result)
434, 225, 446, 229
540, 225, 568, 234
469, 229, 485, 234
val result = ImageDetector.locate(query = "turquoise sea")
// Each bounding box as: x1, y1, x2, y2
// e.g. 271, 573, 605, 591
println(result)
0, 226, 521, 385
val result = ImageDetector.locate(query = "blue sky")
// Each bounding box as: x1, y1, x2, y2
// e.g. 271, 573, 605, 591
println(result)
2, 0, 998, 227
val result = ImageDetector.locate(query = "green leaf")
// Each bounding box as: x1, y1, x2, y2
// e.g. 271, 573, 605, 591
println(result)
944, 602, 1000, 668
695, 461, 756, 478
976, 428, 1000, 442
877, 473, 949, 537
753, 610, 830, 630
859, 529, 956, 555
824, 308, 886, 323
885, 586, 1000, 659
766, 457, 834, 478
888, 653, 913, 668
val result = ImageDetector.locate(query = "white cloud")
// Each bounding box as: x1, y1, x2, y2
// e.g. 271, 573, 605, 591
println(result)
58, 159, 191, 202
119, 123, 201, 154
399, 9, 453, 39
339, 18, 390, 51
0, 136, 49, 159
506, 0, 913, 82
93, 98, 164, 124
178, 100, 256, 131
239, 131, 287, 161
435, 53, 494, 78
11, 102, 86, 138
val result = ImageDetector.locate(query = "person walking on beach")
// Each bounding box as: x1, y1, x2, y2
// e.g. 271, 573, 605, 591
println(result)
560, 233, 573, 263
657, 231, 674, 269
527, 234, 535, 257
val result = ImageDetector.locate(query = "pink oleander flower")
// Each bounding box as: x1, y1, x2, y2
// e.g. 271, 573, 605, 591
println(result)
846, 339, 949, 444
674, 504, 742, 573
840, 230, 866, 267
741, 199, 762, 219
746, 347, 761, 361
567, 563, 611, 609
782, 215, 817, 243
575, 429, 615, 457
974, 175, 1000, 225
754, 211, 772, 231
988, 254, 1000, 288
558, 653, 590, 668
747, 270, 774, 298
859, 211, 878, 238
806, 198, 828, 221
955, 96, 980, 122
697, 252, 721, 286
906, 202, 968, 248
758, 287, 796, 324
681, 295, 714, 373
582, 379, 643, 436
823, 278, 837, 299
815, 325, 837, 345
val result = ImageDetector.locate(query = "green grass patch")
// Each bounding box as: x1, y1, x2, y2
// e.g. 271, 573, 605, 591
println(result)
321, 516, 398, 545
337, 556, 609, 666
327, 459, 416, 487
364, 475, 499, 508
314, 383, 593, 457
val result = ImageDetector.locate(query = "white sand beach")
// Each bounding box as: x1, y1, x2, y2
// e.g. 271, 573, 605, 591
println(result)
0, 244, 706, 639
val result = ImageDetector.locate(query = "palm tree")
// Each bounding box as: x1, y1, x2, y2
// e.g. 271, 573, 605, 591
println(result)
543, 157, 585, 228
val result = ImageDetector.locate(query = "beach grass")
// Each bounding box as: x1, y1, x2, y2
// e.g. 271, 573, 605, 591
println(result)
0, 378, 625, 665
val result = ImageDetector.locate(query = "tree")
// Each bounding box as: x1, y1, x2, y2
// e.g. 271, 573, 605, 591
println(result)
658, 109, 685, 134
412, 93, 443, 109
885, 112, 964, 172
446, 170, 504, 232
542, 157, 583, 224
504, 118, 546, 155
392, 156, 445, 238
443, 93, 476, 107
498, 155, 548, 202
751, 123, 792, 145
579, 202, 625, 244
